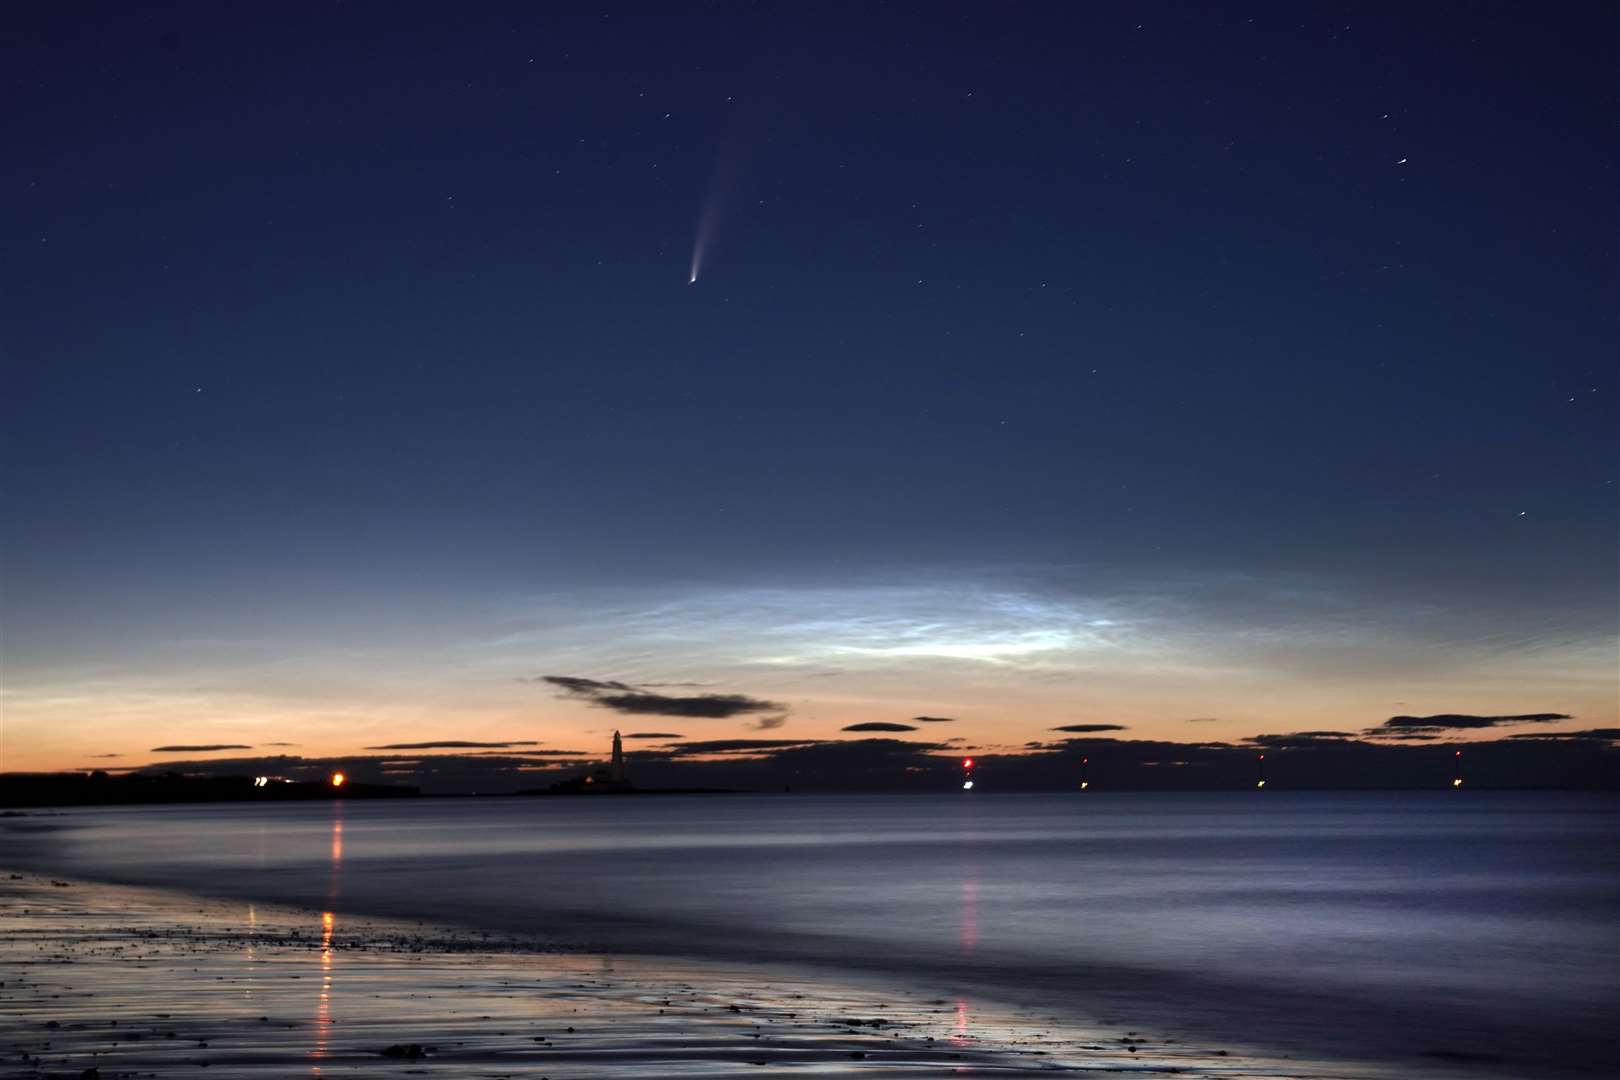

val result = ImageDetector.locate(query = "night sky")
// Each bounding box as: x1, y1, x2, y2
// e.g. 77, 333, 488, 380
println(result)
3, 2, 1615, 780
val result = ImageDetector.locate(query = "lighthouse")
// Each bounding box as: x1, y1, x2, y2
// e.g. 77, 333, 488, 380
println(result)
609, 730, 626, 784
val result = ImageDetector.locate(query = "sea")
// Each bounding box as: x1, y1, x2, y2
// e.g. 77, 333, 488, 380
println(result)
3, 791, 1616, 1076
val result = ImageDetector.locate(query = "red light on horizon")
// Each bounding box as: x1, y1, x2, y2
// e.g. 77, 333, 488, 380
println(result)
962, 758, 974, 769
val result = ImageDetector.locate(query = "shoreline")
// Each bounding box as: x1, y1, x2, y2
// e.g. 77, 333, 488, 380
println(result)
6, 787, 1617, 812
0, 869, 1315, 1079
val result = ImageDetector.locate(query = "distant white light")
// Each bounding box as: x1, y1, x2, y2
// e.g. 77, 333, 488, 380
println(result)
962, 780, 974, 790
253, 776, 268, 787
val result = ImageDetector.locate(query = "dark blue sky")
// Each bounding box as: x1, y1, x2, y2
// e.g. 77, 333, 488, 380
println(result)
3, 2, 1614, 768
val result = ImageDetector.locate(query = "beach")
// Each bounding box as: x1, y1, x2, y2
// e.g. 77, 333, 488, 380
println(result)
0, 869, 1307, 1079
3, 793, 1615, 1079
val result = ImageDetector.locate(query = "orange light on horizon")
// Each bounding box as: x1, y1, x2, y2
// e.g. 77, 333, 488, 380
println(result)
330, 772, 346, 788
962, 758, 973, 769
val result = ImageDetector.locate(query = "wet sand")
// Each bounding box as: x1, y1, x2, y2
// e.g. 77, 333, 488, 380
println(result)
1, 870, 1373, 1079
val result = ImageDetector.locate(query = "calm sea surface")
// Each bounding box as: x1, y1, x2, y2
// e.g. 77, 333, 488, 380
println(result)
4, 792, 1616, 1075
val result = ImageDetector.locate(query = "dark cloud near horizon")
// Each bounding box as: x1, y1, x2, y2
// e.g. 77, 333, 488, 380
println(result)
1382, 713, 1571, 730
541, 675, 785, 719
913, 716, 955, 723
364, 740, 541, 750
748, 713, 789, 730
1051, 724, 1128, 733
1184, 717, 1221, 723
624, 732, 685, 739
535, 675, 635, 694
671, 739, 821, 754
1505, 728, 1620, 741
463, 748, 587, 756
1247, 732, 1355, 748
842, 722, 918, 732
598, 692, 780, 718
150, 744, 252, 752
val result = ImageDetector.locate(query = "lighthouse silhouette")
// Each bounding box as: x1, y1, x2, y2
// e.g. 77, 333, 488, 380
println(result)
609, 730, 626, 784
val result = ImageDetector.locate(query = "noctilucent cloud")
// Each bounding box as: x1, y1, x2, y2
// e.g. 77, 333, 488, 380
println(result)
2, 2, 1614, 771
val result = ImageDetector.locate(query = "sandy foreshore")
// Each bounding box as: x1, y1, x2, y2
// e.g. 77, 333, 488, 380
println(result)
0, 869, 1373, 1079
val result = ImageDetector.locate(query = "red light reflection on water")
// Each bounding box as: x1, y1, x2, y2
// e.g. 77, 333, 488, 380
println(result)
960, 876, 978, 956
951, 998, 972, 1046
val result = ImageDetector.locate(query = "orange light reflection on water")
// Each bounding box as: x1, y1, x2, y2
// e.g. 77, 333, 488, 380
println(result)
311, 910, 335, 1072
326, 811, 344, 907
313, 809, 343, 1074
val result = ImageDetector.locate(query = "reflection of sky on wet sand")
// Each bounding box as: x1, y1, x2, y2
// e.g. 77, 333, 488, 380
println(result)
0, 873, 1293, 1079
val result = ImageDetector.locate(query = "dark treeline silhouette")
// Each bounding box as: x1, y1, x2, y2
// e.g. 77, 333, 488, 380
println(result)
0, 770, 417, 808
4, 733, 1614, 805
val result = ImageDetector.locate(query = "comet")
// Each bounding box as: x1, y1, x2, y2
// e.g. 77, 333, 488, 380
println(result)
688, 98, 757, 285
688, 190, 719, 284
